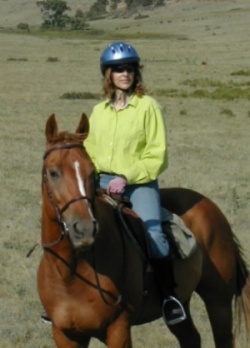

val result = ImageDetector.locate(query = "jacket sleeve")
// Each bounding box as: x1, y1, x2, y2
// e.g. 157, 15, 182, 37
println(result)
84, 108, 100, 173
123, 102, 168, 184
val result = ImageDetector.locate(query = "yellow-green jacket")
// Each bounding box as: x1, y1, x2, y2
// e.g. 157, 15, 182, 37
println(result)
84, 94, 168, 185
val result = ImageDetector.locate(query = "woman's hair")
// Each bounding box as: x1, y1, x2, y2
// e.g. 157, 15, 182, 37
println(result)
102, 64, 146, 99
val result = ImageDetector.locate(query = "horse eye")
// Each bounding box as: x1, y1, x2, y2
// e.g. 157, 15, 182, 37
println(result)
49, 169, 59, 179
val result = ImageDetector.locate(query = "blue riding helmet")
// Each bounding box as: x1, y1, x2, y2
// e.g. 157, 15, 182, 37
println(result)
100, 41, 140, 74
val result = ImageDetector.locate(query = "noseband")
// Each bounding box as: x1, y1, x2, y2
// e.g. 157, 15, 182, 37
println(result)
42, 143, 95, 248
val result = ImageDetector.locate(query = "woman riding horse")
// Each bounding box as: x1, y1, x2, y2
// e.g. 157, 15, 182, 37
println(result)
84, 41, 186, 326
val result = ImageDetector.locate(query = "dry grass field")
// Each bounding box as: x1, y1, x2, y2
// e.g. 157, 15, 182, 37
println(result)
0, 0, 250, 347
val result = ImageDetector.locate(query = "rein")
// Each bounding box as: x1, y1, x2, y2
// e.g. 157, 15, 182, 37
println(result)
42, 143, 94, 249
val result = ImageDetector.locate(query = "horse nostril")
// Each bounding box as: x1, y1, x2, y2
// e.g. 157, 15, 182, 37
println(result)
73, 222, 81, 234
73, 220, 97, 237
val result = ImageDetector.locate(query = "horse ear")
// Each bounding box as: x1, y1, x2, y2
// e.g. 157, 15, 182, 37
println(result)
45, 114, 58, 143
76, 113, 89, 139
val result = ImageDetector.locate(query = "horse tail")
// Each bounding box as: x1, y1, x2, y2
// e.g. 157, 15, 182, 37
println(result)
233, 235, 250, 346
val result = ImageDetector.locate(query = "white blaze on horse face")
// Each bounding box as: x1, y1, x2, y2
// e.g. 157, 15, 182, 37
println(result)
73, 161, 95, 220
74, 161, 86, 196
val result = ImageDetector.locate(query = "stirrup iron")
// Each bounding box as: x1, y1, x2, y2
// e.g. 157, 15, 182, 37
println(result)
162, 296, 187, 326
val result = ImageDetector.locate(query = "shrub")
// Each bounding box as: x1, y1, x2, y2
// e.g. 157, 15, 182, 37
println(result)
70, 18, 89, 30
17, 23, 30, 31
134, 14, 150, 20
37, 0, 71, 29
60, 92, 100, 99
7, 57, 28, 62
180, 109, 187, 116
220, 108, 235, 117
46, 57, 60, 62
87, 0, 107, 20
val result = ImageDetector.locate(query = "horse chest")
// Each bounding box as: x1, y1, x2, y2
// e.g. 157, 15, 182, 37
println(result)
41, 266, 120, 326
52, 293, 119, 333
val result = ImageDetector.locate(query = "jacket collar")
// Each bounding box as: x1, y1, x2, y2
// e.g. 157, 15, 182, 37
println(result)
104, 93, 139, 108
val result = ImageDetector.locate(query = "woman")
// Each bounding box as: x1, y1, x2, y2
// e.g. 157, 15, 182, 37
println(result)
85, 41, 186, 326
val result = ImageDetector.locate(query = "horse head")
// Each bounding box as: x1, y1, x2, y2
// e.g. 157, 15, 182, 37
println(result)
42, 114, 97, 250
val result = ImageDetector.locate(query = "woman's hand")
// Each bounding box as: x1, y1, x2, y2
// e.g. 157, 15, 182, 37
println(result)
107, 176, 127, 194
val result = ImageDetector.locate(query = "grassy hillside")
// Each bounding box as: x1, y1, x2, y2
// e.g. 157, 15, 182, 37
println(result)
1, 0, 248, 28
0, 0, 92, 27
0, 0, 250, 347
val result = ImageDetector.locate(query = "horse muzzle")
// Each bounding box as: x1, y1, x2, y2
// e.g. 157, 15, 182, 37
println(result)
68, 218, 98, 249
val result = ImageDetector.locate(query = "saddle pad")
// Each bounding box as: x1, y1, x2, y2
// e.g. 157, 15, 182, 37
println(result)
162, 208, 197, 259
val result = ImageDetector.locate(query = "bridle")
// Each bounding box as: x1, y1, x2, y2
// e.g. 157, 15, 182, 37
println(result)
41, 143, 122, 306
27, 142, 124, 307
42, 143, 95, 248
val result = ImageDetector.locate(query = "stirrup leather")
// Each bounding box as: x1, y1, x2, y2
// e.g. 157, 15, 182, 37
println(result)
162, 296, 187, 326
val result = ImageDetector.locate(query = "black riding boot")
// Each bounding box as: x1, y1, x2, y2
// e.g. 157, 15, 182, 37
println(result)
151, 257, 187, 326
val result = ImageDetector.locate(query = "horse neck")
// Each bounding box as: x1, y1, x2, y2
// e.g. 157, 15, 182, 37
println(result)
41, 216, 94, 286
40, 195, 127, 282
90, 198, 126, 274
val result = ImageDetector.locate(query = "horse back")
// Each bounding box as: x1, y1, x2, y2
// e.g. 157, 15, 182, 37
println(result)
160, 187, 205, 216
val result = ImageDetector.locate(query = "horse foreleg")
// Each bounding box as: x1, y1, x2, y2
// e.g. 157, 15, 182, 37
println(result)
167, 301, 201, 348
52, 325, 90, 348
105, 312, 132, 348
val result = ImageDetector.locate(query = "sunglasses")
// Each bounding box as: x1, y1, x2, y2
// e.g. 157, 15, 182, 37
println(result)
111, 64, 136, 73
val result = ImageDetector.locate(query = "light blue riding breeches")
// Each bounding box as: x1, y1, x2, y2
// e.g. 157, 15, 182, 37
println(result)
99, 174, 170, 259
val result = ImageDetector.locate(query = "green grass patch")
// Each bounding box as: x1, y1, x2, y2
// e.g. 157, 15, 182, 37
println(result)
155, 78, 250, 100
181, 78, 250, 88
154, 88, 179, 98
154, 86, 250, 100
0, 26, 180, 41
231, 69, 250, 76
181, 78, 225, 88
209, 86, 250, 100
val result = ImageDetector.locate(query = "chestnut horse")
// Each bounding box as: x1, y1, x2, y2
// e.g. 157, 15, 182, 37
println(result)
38, 114, 250, 348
